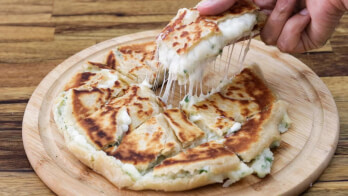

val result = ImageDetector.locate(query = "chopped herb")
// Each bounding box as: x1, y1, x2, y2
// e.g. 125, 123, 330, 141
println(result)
199, 169, 208, 174
183, 69, 187, 74
266, 157, 273, 163
219, 49, 223, 54
261, 164, 267, 169
211, 44, 215, 49
184, 96, 189, 103
284, 122, 289, 128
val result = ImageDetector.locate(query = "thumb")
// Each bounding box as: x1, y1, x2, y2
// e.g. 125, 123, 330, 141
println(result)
197, 0, 238, 15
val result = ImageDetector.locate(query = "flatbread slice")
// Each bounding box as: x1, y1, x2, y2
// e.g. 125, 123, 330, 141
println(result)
130, 141, 253, 191
220, 64, 276, 109
182, 92, 261, 138
157, 0, 266, 84
163, 108, 205, 147
105, 114, 181, 172
224, 100, 288, 162
113, 41, 164, 85
54, 83, 163, 150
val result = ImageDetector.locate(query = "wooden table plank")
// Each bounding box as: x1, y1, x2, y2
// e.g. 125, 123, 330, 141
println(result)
0, 172, 54, 196
0, 0, 346, 194
0, 27, 55, 43
303, 181, 348, 196
0, 87, 35, 103
52, 0, 198, 16
0, 103, 26, 122
0, 131, 31, 171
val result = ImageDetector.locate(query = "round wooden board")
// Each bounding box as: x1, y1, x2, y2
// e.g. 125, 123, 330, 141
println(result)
22, 30, 339, 195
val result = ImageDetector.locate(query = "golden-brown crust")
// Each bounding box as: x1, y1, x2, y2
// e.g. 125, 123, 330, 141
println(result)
105, 114, 181, 171
158, 0, 259, 55
163, 108, 205, 147
224, 100, 288, 162
114, 41, 163, 84
220, 65, 276, 110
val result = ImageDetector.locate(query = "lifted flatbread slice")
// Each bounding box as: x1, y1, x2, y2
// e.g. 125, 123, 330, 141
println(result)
157, 0, 265, 84
163, 108, 205, 147
105, 114, 181, 172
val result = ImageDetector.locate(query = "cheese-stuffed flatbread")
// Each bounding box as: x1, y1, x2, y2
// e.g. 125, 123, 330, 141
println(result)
157, 0, 266, 84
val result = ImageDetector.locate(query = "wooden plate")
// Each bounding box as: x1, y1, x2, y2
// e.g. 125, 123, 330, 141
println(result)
22, 30, 339, 195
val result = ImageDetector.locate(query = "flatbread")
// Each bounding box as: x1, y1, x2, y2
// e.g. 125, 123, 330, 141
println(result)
224, 100, 288, 162
163, 108, 205, 147
182, 65, 274, 137
54, 78, 163, 150
105, 114, 181, 172
88, 41, 164, 86
113, 41, 164, 85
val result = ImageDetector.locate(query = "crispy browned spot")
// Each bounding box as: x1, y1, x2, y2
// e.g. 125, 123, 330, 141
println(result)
155, 142, 234, 169
164, 110, 181, 128
225, 68, 275, 109
224, 104, 273, 153
159, 10, 187, 40
64, 72, 96, 91
106, 51, 116, 69
88, 61, 111, 70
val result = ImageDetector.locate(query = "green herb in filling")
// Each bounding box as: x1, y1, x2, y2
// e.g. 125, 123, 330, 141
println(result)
284, 122, 289, 128
184, 96, 189, 103
265, 157, 273, 163
199, 169, 208, 174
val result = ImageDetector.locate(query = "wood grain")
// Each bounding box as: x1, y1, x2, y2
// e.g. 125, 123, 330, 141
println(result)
0, 0, 347, 195
0, 131, 31, 171
0, 172, 54, 196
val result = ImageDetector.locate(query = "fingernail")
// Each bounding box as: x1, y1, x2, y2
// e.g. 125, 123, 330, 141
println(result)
299, 8, 308, 16
197, 0, 213, 7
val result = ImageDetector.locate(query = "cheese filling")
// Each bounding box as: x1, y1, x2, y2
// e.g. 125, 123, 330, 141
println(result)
96, 69, 119, 89
158, 13, 257, 86
278, 112, 291, 133
250, 148, 274, 178
226, 122, 242, 135
158, 11, 257, 104
116, 107, 132, 141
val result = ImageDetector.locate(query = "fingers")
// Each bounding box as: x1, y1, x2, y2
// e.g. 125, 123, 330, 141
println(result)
253, 0, 276, 9
197, 0, 237, 15
261, 0, 297, 45
276, 9, 311, 53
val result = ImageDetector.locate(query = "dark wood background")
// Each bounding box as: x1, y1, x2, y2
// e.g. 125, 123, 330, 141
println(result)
0, 0, 347, 195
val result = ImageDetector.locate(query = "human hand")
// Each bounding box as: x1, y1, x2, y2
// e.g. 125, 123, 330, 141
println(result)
197, 0, 347, 53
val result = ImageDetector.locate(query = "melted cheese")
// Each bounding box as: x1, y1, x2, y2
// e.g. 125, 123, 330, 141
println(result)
96, 69, 119, 89
159, 12, 257, 104
116, 107, 132, 140
250, 148, 274, 178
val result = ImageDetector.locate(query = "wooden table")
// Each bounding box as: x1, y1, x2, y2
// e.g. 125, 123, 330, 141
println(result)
0, 0, 347, 195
